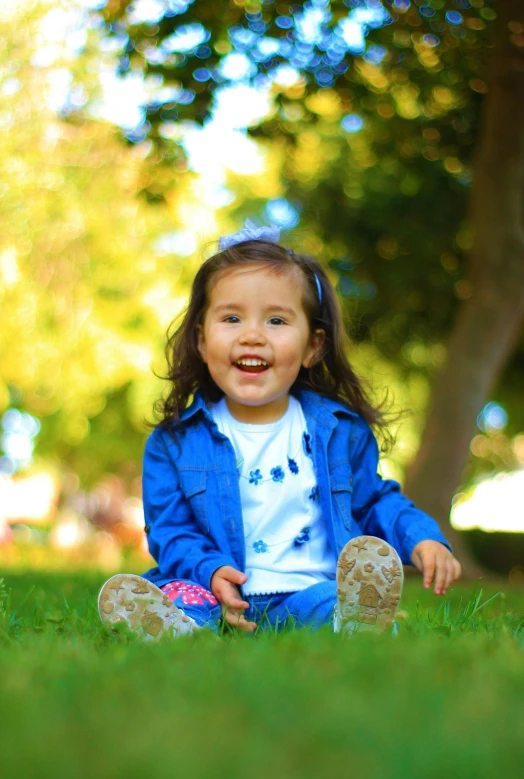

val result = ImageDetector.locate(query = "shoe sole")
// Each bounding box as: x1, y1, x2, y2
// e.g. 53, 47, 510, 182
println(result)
98, 574, 197, 640
336, 536, 404, 634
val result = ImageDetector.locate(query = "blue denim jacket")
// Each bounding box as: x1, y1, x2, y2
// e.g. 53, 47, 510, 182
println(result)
141, 388, 450, 590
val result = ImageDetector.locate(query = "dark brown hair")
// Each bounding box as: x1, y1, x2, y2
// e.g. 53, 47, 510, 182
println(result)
150, 239, 386, 432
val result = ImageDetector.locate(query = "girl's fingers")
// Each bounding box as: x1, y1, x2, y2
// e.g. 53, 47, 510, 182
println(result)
227, 597, 250, 610
423, 556, 436, 589
440, 557, 461, 594
220, 567, 247, 585
233, 617, 257, 632
437, 556, 460, 594
433, 559, 447, 594
417, 544, 462, 595
442, 560, 455, 594
218, 581, 254, 629
214, 582, 248, 609
221, 602, 249, 618
223, 608, 256, 631
218, 594, 249, 610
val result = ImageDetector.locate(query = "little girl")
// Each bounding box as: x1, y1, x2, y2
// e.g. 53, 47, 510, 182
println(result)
98, 224, 461, 639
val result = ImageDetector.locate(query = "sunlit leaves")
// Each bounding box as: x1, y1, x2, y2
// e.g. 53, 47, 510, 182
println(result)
0, 2, 200, 480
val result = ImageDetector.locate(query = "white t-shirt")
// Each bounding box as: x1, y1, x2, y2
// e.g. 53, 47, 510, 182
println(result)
209, 395, 336, 595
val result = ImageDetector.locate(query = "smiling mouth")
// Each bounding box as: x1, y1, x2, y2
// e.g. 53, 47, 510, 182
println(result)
235, 360, 270, 373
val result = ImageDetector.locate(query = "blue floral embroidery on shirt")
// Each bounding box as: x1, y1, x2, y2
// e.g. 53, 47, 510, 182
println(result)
309, 485, 319, 501
293, 526, 311, 547
249, 469, 263, 486
270, 466, 285, 482
303, 432, 312, 457
287, 456, 299, 475
253, 540, 268, 554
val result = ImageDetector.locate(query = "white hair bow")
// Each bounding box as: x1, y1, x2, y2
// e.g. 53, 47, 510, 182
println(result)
218, 219, 281, 251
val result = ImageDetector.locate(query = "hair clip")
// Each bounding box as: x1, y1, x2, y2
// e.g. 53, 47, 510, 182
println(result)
218, 219, 281, 251
314, 273, 323, 306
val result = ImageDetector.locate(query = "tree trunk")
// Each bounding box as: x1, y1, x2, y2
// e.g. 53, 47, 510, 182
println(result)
404, 0, 524, 577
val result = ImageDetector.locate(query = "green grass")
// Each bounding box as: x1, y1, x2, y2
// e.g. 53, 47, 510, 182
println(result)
0, 571, 523, 779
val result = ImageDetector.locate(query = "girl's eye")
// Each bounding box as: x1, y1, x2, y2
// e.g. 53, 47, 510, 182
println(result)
224, 316, 240, 323
269, 317, 285, 325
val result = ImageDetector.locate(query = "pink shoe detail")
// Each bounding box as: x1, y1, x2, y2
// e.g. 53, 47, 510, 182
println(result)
161, 582, 218, 607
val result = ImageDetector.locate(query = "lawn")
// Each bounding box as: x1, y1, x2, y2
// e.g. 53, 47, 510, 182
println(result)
0, 569, 523, 779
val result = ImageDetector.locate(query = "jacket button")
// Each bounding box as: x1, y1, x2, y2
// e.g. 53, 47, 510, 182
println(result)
144, 525, 150, 533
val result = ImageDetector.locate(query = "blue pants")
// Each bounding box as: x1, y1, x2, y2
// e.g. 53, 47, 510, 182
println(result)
161, 579, 337, 633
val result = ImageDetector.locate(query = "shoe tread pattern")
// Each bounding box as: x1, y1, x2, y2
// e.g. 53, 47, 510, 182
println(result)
98, 574, 196, 640
336, 536, 403, 634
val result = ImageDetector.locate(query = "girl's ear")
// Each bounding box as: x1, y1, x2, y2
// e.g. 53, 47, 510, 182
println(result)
303, 328, 325, 369
197, 325, 207, 363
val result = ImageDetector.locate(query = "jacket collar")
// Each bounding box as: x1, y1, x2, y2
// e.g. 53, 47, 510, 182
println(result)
179, 387, 358, 429
295, 386, 358, 428
179, 390, 211, 424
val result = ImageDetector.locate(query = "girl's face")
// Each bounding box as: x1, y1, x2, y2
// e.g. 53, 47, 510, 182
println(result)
197, 263, 324, 423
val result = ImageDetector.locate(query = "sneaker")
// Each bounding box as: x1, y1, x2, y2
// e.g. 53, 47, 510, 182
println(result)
98, 574, 198, 640
335, 536, 404, 635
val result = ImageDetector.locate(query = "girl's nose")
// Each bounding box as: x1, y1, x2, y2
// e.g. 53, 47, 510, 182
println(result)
239, 323, 266, 344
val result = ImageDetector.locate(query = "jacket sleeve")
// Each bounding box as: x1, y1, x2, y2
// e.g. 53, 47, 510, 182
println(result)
348, 416, 452, 565
142, 431, 237, 590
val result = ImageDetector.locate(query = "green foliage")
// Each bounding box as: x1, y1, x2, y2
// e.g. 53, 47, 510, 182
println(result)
93, 0, 524, 446
0, 571, 523, 778
0, 578, 7, 626
2, 0, 522, 487
97, 0, 494, 134
0, 2, 197, 480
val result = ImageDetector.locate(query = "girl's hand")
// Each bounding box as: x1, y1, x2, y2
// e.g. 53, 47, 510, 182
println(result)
411, 540, 462, 595
210, 565, 257, 632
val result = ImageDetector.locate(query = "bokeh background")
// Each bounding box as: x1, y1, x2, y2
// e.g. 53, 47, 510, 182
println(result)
0, 0, 523, 579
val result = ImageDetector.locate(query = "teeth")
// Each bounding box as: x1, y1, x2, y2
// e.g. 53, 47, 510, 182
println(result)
237, 359, 268, 367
